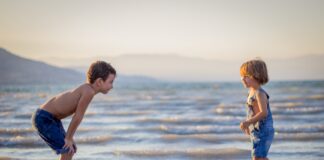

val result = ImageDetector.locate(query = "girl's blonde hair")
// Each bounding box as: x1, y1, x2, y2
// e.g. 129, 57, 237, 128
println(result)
240, 59, 269, 85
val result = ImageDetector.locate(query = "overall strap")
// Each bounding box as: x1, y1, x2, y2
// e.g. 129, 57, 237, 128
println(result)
258, 88, 269, 99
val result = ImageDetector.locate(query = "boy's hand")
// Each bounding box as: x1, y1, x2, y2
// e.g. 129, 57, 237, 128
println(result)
73, 140, 77, 153
63, 138, 75, 154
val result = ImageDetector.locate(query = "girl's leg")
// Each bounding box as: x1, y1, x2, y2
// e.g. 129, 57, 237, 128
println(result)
60, 153, 74, 160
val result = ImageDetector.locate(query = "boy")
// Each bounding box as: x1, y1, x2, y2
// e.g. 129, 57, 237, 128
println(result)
32, 61, 116, 160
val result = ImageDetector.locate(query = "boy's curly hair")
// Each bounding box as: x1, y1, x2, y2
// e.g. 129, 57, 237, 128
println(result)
240, 59, 269, 85
87, 61, 116, 84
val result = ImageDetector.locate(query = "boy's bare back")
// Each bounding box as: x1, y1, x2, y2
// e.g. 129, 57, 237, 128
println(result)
41, 84, 95, 119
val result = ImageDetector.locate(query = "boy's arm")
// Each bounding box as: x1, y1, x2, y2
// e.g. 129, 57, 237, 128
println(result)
242, 91, 268, 128
64, 90, 94, 152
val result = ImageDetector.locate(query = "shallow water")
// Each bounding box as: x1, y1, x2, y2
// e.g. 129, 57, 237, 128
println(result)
0, 81, 324, 159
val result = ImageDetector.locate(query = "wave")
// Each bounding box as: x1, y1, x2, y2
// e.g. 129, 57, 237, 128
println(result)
0, 156, 15, 160
2, 123, 324, 140
273, 114, 320, 122
137, 117, 240, 126
274, 132, 324, 141
160, 134, 247, 143
74, 135, 123, 144
119, 124, 324, 135
0, 111, 12, 117
0, 135, 127, 148
0, 128, 34, 136
97, 147, 250, 159
271, 102, 305, 108
159, 132, 324, 143
84, 110, 152, 117
159, 125, 240, 135
308, 94, 324, 100
272, 106, 324, 115
1, 131, 324, 148
275, 124, 324, 133
164, 132, 323, 142
0, 136, 42, 148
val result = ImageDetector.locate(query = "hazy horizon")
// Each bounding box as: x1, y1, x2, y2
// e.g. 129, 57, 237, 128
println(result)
1, 0, 324, 62
1, 47, 323, 82
1, 0, 324, 81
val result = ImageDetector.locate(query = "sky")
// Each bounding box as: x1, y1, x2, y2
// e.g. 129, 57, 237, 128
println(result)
1, 0, 324, 64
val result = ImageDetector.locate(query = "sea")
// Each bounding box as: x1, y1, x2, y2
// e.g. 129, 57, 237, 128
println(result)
0, 80, 324, 160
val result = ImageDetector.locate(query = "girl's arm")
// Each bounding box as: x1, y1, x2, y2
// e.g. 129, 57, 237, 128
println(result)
242, 91, 268, 128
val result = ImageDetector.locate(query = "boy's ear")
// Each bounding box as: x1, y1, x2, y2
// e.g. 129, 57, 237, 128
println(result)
94, 78, 103, 86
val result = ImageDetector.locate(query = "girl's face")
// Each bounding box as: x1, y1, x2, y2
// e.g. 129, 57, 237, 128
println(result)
241, 75, 254, 88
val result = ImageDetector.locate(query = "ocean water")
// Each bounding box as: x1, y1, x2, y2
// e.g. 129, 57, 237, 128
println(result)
0, 81, 324, 160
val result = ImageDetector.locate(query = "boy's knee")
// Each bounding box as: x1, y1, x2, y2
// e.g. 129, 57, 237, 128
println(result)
60, 152, 74, 160
254, 158, 268, 160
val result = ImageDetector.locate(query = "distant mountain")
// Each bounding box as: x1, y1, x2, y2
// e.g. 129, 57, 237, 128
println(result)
110, 54, 240, 81
6, 48, 324, 82
39, 53, 324, 82
0, 48, 159, 85
0, 48, 84, 85
60, 54, 239, 82
115, 74, 159, 84
113, 54, 324, 81
267, 55, 324, 80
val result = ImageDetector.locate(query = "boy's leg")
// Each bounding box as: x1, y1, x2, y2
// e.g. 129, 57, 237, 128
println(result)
254, 158, 268, 160
60, 152, 74, 160
32, 109, 75, 155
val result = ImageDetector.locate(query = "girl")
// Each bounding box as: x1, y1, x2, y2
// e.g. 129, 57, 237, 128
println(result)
239, 59, 274, 160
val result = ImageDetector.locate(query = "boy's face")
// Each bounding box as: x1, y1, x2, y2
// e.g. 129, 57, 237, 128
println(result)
100, 74, 115, 94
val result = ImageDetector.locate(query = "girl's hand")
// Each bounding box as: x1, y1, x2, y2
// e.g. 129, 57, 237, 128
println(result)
244, 128, 250, 135
240, 120, 250, 131
63, 138, 75, 154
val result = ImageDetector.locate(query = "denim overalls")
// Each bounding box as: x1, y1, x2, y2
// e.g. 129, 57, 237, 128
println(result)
246, 88, 274, 158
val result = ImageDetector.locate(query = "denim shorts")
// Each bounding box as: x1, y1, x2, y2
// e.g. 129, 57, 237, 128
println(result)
32, 109, 76, 154
250, 128, 274, 158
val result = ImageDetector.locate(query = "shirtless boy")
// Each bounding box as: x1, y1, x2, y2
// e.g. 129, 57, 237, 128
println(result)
32, 61, 116, 160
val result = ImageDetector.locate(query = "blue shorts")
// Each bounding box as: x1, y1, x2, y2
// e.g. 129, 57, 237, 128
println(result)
250, 128, 274, 158
32, 109, 76, 154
